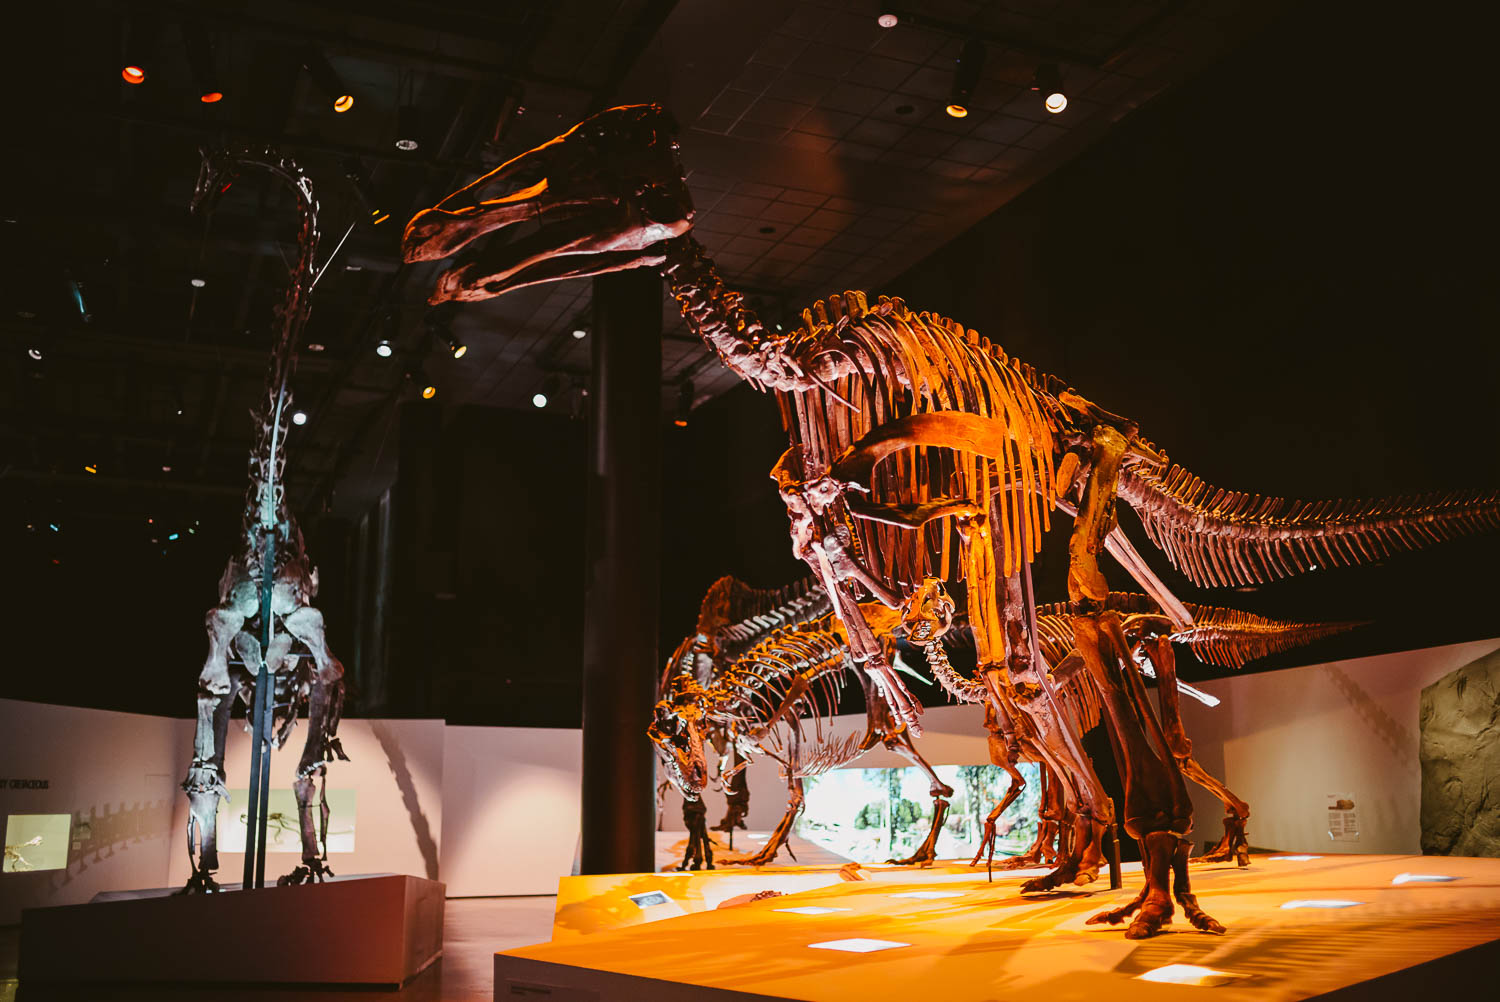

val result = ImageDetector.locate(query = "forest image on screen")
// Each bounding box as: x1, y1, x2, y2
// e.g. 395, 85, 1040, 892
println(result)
794, 764, 1040, 864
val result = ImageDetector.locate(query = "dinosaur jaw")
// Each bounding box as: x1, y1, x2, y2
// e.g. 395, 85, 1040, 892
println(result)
402, 104, 694, 304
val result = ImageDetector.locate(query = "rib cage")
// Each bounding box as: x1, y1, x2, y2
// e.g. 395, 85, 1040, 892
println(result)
709, 617, 857, 771
769, 291, 1065, 590
1119, 465, 1500, 589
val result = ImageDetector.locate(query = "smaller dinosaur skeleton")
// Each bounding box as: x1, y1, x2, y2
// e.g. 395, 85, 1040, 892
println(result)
652, 577, 951, 866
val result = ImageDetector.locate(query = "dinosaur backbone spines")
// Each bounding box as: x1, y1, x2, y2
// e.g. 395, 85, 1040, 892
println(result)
695, 575, 832, 659
1119, 465, 1500, 589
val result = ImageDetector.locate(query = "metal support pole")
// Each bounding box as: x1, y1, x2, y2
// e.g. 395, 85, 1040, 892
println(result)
580, 269, 662, 875
241, 527, 277, 889
1108, 822, 1123, 890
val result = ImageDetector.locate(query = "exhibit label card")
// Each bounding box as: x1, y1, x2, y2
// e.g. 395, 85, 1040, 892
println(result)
1326, 792, 1359, 841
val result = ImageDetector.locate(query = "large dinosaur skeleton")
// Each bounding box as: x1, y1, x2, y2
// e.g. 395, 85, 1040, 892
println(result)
181, 147, 348, 892
403, 104, 1500, 938
652, 576, 954, 867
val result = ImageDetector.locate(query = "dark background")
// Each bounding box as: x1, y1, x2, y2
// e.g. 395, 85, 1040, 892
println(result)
3, 1, 1496, 724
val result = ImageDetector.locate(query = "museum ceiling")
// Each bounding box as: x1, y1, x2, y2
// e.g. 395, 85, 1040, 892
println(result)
3, 0, 1279, 524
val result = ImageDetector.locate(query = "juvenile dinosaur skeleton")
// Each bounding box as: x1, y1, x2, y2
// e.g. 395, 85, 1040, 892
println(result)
652, 576, 953, 866
181, 146, 348, 892
404, 104, 1500, 937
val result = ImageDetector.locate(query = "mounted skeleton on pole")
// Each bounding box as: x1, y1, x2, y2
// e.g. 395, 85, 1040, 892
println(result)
181, 146, 348, 893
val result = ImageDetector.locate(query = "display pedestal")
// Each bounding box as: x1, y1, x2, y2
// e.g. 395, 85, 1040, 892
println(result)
21, 873, 444, 987
499, 854, 1500, 1001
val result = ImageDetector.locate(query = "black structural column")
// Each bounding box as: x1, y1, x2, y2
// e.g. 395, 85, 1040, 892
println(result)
581, 269, 662, 874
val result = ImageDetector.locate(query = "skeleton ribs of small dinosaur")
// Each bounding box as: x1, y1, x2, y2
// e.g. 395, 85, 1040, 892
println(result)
404, 104, 1500, 938
181, 146, 348, 893
652, 575, 954, 867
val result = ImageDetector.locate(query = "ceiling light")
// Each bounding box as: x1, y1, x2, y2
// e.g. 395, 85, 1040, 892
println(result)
306, 342, 325, 352
448, 337, 467, 359
422, 383, 436, 399
1032, 63, 1066, 115
532, 391, 548, 408
84, 464, 97, 474
395, 105, 421, 151
304, 50, 354, 113
571, 327, 587, 340
190, 277, 206, 288
122, 66, 146, 85
27, 347, 42, 361
533, 373, 563, 409
184, 25, 222, 104
375, 339, 393, 357
291, 409, 308, 425
161, 465, 172, 472
947, 37, 985, 121
877, 13, 899, 28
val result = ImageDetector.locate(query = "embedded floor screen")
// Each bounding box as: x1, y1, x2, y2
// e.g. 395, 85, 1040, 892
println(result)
795, 763, 1041, 864
4, 814, 72, 873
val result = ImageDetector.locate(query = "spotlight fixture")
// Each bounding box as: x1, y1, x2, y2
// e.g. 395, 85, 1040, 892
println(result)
291, 409, 308, 425
570, 327, 587, 340
306, 342, 325, 352
1032, 63, 1066, 114
303, 50, 354, 113
121, 16, 157, 87
946, 37, 986, 119
184, 25, 222, 104
395, 104, 421, 151
84, 464, 98, 474
447, 335, 467, 359
877, 13, 899, 28
406, 368, 437, 399
674, 379, 694, 427
27, 347, 42, 361
190, 276, 206, 288
375, 339, 393, 358
424, 307, 464, 358
342, 157, 389, 225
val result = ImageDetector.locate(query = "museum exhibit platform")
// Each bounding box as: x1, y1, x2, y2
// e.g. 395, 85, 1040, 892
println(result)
20, 873, 444, 987
498, 853, 1500, 1001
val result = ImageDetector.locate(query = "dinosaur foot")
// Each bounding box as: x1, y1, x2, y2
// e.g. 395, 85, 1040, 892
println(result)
277, 857, 336, 886
1124, 893, 1175, 939
1176, 888, 1226, 934
1087, 887, 1147, 927
179, 869, 222, 895
1020, 860, 1083, 893
886, 848, 936, 866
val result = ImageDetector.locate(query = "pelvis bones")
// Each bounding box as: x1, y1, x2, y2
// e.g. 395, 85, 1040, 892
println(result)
404, 104, 1500, 938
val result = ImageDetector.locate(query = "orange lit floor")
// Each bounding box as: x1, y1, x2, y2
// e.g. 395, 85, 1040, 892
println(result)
501, 853, 1500, 1001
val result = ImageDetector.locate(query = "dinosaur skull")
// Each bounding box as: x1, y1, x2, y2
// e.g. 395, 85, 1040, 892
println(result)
648, 686, 711, 799
402, 104, 694, 303
901, 578, 955, 646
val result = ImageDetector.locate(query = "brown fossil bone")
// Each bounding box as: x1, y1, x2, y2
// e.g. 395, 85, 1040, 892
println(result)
406, 105, 1500, 936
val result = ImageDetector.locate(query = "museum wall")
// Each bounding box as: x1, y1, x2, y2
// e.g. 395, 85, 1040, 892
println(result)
0, 698, 584, 921
0, 699, 193, 925
1178, 637, 1500, 857
440, 725, 582, 896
